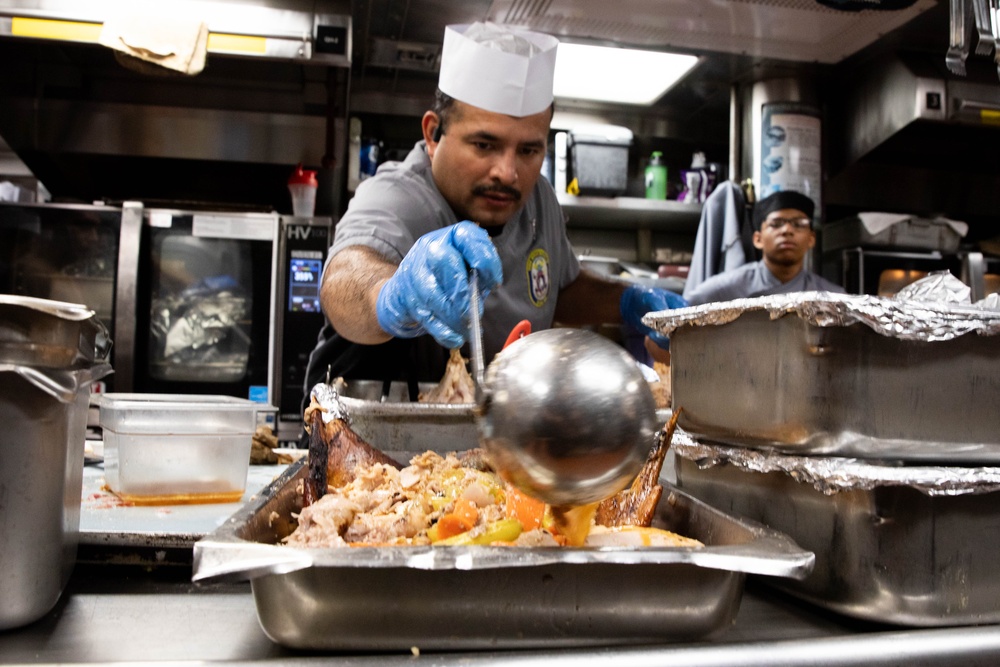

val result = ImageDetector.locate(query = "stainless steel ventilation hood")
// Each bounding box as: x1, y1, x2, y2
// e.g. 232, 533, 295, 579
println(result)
0, 0, 352, 66
843, 52, 1000, 168
0, 0, 954, 212
485, 0, 936, 64
0, 0, 352, 210
823, 49, 1000, 222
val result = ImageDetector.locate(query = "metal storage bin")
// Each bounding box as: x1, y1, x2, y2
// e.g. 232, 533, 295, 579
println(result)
568, 125, 632, 197
645, 292, 1000, 463
0, 296, 111, 630
823, 215, 963, 253
673, 437, 1000, 626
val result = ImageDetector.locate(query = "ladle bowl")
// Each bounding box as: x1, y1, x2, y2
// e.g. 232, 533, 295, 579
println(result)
477, 328, 657, 506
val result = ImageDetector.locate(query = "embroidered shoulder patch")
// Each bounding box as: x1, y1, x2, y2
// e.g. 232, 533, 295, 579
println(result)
526, 248, 550, 307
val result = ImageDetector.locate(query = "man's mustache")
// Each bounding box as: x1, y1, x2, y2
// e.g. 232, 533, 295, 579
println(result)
473, 184, 521, 201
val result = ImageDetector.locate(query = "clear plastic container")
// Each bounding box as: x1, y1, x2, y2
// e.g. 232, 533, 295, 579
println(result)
99, 393, 268, 505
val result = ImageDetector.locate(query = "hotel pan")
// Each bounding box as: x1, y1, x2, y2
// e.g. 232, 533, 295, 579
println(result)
193, 458, 813, 651
334, 379, 478, 452
337, 379, 671, 454
644, 292, 1000, 463
0, 296, 111, 630
673, 434, 1000, 626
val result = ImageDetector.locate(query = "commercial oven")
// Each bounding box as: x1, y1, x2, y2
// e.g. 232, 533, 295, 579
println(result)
0, 201, 331, 442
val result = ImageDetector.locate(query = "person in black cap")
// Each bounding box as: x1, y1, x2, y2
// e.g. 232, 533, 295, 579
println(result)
684, 190, 844, 306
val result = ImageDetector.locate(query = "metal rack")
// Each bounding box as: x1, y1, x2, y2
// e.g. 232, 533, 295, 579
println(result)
836, 246, 995, 299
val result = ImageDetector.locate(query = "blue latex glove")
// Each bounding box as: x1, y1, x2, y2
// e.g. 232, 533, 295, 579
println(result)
376, 221, 502, 348
620, 284, 688, 350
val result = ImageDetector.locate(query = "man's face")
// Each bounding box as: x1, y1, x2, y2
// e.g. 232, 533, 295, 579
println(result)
752, 207, 816, 267
425, 101, 550, 227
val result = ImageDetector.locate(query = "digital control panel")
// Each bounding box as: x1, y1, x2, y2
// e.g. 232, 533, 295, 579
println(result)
288, 257, 323, 313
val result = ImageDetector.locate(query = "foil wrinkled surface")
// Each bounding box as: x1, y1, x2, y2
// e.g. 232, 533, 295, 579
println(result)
673, 431, 1000, 497
645, 273, 1000, 343
309, 381, 351, 423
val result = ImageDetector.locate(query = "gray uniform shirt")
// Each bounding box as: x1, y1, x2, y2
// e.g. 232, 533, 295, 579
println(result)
309, 140, 580, 384
684, 260, 845, 306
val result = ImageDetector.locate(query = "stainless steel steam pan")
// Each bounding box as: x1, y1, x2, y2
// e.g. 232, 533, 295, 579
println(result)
673, 435, 1000, 626
337, 379, 671, 454
335, 379, 477, 452
193, 458, 813, 651
644, 292, 1000, 462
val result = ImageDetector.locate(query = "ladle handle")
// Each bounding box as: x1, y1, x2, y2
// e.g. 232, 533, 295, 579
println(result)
468, 269, 486, 389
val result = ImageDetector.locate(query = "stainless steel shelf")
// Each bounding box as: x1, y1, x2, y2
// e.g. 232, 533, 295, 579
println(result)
557, 194, 702, 232
6, 566, 1000, 666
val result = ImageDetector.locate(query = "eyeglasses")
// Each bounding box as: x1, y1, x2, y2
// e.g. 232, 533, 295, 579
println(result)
762, 217, 811, 231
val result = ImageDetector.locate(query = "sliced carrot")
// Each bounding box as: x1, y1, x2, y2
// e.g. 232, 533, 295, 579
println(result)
451, 497, 479, 528
432, 514, 472, 540
428, 498, 481, 542
504, 483, 545, 531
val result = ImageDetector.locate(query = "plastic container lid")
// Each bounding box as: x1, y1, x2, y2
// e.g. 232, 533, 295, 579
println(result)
99, 393, 273, 435
288, 163, 318, 187
568, 124, 633, 146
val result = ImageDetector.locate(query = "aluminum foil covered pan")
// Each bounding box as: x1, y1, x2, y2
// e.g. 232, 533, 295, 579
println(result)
643, 290, 1000, 463
192, 458, 813, 650
673, 433, 1000, 626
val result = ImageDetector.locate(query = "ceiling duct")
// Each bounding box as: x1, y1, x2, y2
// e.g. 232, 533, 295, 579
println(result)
841, 52, 1000, 167
487, 0, 936, 63
367, 37, 441, 73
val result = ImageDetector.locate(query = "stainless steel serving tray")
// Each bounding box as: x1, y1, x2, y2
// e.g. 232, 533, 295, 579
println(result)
193, 458, 813, 651
645, 292, 1000, 463
336, 379, 477, 451
673, 434, 1000, 627
338, 379, 671, 453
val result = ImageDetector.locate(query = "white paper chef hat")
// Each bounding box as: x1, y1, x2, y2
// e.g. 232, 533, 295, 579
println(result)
438, 22, 559, 117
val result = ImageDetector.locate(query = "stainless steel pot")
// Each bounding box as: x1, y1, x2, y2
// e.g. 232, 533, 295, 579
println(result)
0, 296, 111, 630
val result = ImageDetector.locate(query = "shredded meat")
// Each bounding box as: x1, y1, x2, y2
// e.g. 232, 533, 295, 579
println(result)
284, 451, 506, 547
288, 390, 700, 549
285, 495, 360, 547
418, 348, 476, 404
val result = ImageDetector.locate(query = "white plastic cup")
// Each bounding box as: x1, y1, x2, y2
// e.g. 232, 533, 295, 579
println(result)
288, 164, 318, 217
288, 183, 317, 217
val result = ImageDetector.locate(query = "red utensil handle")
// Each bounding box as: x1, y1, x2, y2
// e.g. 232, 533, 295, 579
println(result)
503, 320, 532, 349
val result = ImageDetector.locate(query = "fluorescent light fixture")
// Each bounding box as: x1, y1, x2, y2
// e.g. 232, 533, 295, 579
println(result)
553, 43, 699, 105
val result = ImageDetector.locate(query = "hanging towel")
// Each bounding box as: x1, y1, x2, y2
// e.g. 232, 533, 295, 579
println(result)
99, 12, 208, 75
683, 180, 749, 300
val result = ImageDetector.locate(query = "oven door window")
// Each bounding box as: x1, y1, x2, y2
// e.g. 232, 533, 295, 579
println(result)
149, 233, 253, 382
0, 203, 120, 329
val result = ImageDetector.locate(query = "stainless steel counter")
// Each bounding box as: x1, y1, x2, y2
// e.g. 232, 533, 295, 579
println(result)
5, 455, 1000, 665
3, 563, 1000, 666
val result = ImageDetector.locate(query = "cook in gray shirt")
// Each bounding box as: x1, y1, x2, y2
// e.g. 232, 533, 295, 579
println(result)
303, 23, 684, 407
304, 138, 581, 388
684, 190, 845, 306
